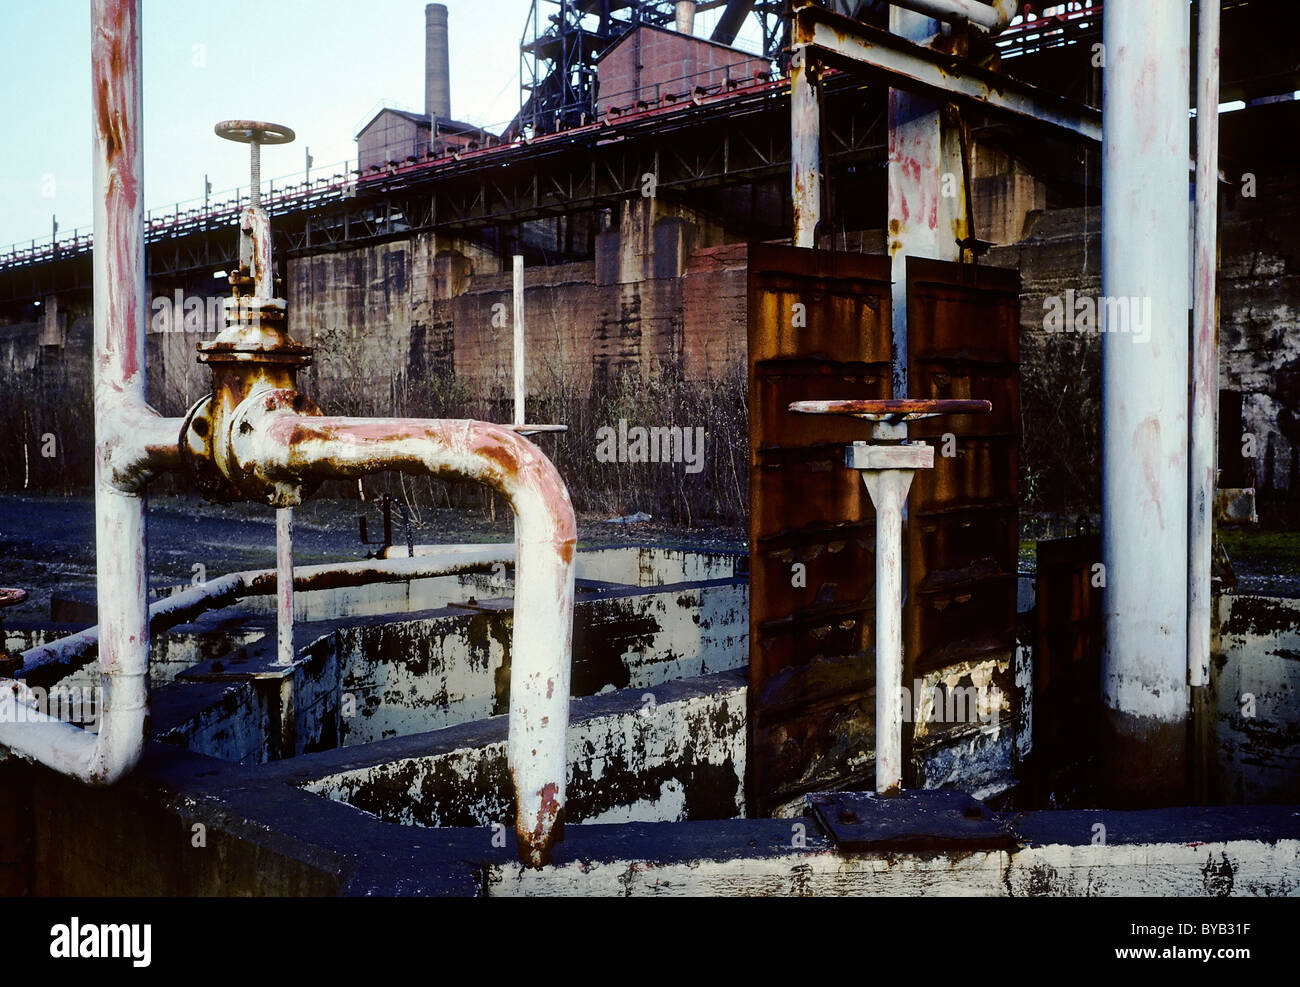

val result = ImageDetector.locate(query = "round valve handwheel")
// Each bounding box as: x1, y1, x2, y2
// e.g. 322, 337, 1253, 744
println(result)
214, 120, 296, 145
789, 398, 991, 423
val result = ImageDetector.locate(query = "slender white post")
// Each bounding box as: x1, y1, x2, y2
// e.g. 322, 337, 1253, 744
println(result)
513, 255, 526, 426
1189, 0, 1221, 689
276, 507, 294, 665
848, 440, 934, 794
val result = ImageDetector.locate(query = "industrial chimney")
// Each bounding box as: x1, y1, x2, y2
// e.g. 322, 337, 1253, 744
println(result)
425, 3, 451, 123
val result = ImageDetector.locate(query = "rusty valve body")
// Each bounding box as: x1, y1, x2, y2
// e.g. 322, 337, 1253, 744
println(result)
181, 120, 321, 507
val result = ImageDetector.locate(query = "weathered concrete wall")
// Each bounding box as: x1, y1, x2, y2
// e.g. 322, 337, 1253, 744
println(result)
1219, 176, 1300, 523
1212, 594, 1300, 803
302, 669, 747, 828
98, 548, 749, 763
987, 169, 1300, 516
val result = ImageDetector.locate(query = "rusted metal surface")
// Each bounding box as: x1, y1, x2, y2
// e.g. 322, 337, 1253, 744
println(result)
790, 398, 992, 420
1189, 0, 1221, 689
791, 3, 1101, 143
747, 243, 893, 813
808, 789, 1018, 851
903, 258, 1019, 700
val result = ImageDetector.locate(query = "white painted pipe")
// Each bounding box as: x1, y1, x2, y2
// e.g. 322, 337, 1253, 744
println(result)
888, 0, 1017, 34
1100, 0, 1191, 795
512, 255, 526, 427
276, 508, 294, 665
1189, 0, 1221, 689
380, 543, 515, 562
229, 410, 576, 868
0, 0, 163, 784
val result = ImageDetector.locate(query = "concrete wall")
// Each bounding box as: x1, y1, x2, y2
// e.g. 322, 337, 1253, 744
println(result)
302, 670, 747, 828
1212, 594, 1300, 803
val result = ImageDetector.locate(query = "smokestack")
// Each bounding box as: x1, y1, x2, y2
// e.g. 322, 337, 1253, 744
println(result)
425, 3, 451, 123
676, 1, 696, 34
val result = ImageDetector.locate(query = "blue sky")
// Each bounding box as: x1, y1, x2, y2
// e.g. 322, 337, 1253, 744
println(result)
0, 0, 537, 247
0, 1, 763, 250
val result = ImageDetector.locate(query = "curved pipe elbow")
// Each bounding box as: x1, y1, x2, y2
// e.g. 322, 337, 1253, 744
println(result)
98, 397, 185, 491
234, 410, 577, 867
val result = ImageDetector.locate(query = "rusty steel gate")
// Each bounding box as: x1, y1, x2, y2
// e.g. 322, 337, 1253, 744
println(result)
747, 245, 1020, 814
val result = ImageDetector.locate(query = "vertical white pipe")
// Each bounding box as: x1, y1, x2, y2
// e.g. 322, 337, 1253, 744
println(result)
1189, 0, 1221, 689
276, 507, 294, 665
88, 0, 150, 784
512, 255, 525, 426
791, 46, 820, 248
863, 470, 912, 794
1100, 0, 1191, 799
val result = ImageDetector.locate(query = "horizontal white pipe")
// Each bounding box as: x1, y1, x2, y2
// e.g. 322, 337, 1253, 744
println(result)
889, 0, 1017, 33
14, 553, 520, 686
380, 543, 514, 561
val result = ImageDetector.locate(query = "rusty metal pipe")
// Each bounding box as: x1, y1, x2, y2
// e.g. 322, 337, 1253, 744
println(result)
228, 409, 576, 867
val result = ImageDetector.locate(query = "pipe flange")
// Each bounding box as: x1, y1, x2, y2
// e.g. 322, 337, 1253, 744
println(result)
226, 388, 324, 508
180, 396, 245, 504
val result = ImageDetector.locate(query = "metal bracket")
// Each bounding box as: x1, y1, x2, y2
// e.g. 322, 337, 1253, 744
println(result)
791, 2, 1101, 143
807, 789, 1019, 852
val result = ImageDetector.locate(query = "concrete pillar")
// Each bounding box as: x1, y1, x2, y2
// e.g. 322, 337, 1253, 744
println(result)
1100, 0, 1191, 804
791, 45, 821, 248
